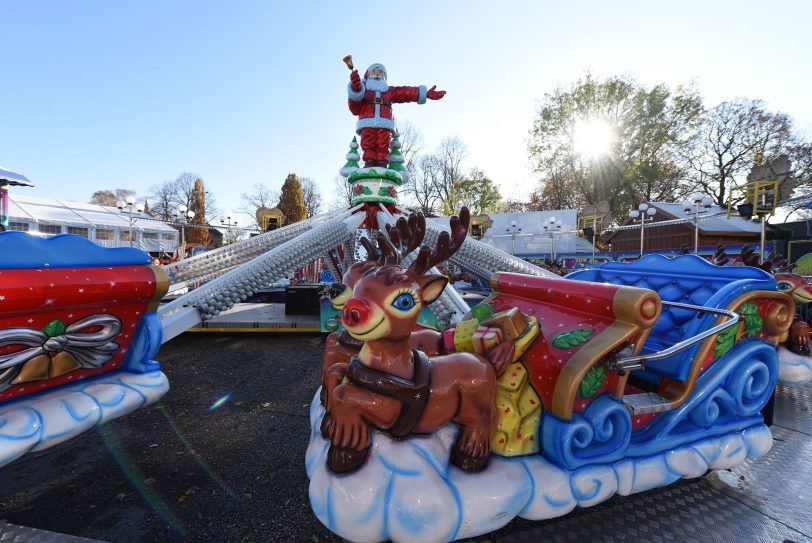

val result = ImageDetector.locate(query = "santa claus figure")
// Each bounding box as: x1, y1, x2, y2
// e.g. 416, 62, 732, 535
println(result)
348, 63, 445, 167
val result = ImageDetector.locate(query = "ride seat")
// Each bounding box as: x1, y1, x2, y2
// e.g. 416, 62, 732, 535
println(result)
567, 255, 775, 383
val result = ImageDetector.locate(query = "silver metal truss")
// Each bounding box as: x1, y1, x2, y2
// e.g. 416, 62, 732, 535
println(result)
159, 212, 365, 343
163, 206, 360, 293
422, 220, 557, 281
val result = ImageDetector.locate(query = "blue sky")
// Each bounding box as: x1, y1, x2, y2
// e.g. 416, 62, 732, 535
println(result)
2, 1, 810, 223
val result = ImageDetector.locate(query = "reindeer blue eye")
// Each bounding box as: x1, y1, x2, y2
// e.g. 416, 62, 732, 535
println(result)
778, 282, 791, 291
392, 292, 416, 311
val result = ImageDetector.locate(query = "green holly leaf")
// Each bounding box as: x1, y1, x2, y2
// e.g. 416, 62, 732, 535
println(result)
713, 324, 738, 358
43, 319, 67, 337
579, 365, 607, 398
552, 328, 594, 349
361, 186, 373, 195
739, 302, 763, 337
470, 303, 494, 322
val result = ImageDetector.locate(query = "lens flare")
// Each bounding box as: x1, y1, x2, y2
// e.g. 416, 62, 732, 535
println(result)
98, 425, 187, 536
208, 392, 232, 412
158, 403, 238, 500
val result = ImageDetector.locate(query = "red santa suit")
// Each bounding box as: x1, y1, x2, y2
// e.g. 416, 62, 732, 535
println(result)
348, 63, 428, 166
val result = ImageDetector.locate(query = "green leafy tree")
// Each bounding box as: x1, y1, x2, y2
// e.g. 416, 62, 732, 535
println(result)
277, 173, 306, 224
442, 168, 502, 215
528, 73, 702, 222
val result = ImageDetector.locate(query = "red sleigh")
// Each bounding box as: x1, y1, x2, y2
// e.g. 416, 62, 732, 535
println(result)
0, 232, 169, 465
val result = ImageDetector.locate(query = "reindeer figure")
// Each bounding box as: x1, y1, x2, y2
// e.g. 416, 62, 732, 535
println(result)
324, 208, 508, 474
320, 215, 446, 414
741, 244, 812, 354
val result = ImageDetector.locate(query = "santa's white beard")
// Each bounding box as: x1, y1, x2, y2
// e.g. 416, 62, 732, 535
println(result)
365, 77, 389, 93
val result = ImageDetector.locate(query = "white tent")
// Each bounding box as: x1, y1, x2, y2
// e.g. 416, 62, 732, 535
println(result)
428, 210, 596, 258
6, 193, 179, 253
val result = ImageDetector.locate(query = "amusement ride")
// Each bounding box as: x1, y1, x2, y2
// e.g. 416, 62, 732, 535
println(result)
0, 57, 810, 543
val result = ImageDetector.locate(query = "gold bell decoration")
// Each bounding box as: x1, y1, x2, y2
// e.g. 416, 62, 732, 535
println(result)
0, 315, 122, 388
343, 55, 354, 70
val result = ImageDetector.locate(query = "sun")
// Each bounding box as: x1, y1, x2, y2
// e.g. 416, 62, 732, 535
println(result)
573, 118, 614, 159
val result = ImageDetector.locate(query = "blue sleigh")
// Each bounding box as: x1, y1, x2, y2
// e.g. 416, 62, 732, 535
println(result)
563, 254, 789, 465
308, 254, 792, 543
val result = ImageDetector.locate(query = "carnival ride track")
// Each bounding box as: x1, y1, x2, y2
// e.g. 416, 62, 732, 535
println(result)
157, 204, 558, 344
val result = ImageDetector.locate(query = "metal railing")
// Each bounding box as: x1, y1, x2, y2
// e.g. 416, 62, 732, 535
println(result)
610, 300, 740, 372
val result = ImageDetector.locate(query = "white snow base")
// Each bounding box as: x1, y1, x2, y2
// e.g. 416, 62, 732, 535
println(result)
307, 388, 772, 543
0, 370, 169, 466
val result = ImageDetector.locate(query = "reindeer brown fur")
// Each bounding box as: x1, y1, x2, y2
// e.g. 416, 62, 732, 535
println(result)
320, 217, 446, 412
322, 208, 506, 474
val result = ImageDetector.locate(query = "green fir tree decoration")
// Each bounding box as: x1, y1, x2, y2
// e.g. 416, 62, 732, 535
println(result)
388, 135, 405, 172
579, 365, 607, 398
552, 328, 594, 349
340, 137, 361, 177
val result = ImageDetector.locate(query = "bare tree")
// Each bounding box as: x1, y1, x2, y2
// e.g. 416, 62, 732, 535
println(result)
531, 165, 587, 211
148, 181, 176, 221
90, 189, 138, 207
239, 183, 280, 229
502, 199, 528, 213
331, 175, 353, 210
404, 154, 443, 214
300, 177, 323, 218
220, 227, 247, 245
682, 99, 793, 206
148, 172, 218, 223
395, 120, 424, 174
434, 137, 468, 207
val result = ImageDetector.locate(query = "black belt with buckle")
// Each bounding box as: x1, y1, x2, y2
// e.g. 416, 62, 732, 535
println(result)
372, 97, 389, 105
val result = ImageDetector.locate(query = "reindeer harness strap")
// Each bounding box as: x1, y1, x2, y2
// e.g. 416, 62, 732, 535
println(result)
337, 330, 363, 350
345, 350, 431, 438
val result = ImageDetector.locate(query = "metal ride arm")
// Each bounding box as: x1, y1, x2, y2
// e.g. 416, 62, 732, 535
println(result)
159, 212, 365, 343
609, 301, 740, 372
422, 221, 558, 281
164, 206, 361, 293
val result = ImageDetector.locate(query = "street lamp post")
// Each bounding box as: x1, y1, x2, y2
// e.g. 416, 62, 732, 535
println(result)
629, 203, 656, 257
219, 215, 238, 228
116, 196, 145, 247
543, 217, 562, 259
505, 220, 522, 255
683, 193, 714, 255
175, 204, 195, 259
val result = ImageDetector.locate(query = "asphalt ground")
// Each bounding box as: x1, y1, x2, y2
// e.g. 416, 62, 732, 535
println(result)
0, 334, 808, 543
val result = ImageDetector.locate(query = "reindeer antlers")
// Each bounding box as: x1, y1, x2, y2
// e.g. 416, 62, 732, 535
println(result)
712, 244, 730, 266
409, 207, 470, 275
360, 237, 381, 263
359, 213, 427, 266
740, 244, 797, 274
357, 208, 469, 273
383, 213, 427, 264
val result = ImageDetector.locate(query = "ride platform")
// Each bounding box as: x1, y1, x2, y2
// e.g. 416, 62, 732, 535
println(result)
185, 303, 321, 333
500, 381, 812, 542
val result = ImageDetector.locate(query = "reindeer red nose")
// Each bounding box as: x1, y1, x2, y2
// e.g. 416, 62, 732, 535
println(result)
343, 298, 371, 327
